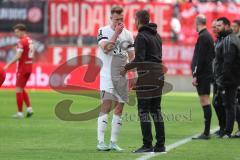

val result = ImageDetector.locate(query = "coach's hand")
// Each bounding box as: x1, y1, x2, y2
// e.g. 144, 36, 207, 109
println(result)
192, 77, 198, 86
115, 23, 124, 35
120, 68, 127, 76
129, 78, 136, 89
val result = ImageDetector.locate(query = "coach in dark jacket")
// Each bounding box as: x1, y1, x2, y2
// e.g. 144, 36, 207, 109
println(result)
215, 17, 240, 138
191, 15, 215, 140
121, 10, 165, 153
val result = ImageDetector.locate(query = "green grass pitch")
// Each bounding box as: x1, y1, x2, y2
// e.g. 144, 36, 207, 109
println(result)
0, 90, 239, 160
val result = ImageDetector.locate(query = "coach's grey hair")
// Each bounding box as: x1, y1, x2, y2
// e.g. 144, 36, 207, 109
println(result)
196, 14, 206, 25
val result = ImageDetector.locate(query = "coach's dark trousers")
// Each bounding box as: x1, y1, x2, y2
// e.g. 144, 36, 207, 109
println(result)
137, 96, 165, 147
222, 86, 238, 135
212, 83, 226, 132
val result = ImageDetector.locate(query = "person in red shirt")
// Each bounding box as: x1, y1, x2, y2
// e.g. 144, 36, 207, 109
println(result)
4, 24, 34, 118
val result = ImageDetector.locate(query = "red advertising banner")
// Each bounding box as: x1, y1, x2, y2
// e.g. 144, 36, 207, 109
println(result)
0, 62, 100, 90
48, 1, 173, 40
45, 44, 194, 75
0, 43, 194, 89
48, 1, 240, 43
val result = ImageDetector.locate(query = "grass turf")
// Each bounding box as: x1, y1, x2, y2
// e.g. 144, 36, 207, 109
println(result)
0, 90, 239, 160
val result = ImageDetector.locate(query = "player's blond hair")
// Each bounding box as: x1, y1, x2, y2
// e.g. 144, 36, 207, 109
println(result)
111, 5, 123, 15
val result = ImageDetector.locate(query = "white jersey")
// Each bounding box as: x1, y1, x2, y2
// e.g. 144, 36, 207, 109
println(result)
97, 25, 134, 79
96, 25, 134, 101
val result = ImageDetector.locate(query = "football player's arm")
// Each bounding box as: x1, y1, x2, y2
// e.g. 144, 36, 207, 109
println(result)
98, 23, 123, 54
127, 32, 135, 62
3, 47, 23, 70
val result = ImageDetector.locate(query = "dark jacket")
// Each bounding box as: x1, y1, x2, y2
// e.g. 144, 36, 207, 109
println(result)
125, 23, 163, 72
124, 23, 164, 98
191, 29, 215, 81
214, 30, 240, 87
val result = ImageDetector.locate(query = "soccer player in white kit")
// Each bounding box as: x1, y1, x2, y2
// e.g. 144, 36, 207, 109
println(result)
96, 5, 135, 151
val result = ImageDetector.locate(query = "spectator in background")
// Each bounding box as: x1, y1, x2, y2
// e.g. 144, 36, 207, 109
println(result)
170, 3, 181, 42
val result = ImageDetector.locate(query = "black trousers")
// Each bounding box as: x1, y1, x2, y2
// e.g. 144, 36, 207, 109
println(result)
222, 86, 238, 135
137, 96, 165, 147
212, 83, 226, 131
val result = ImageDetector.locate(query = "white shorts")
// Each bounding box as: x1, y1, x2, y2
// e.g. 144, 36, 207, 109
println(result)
100, 76, 128, 103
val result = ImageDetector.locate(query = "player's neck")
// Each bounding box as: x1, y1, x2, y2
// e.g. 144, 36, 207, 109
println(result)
198, 26, 206, 33
20, 33, 27, 38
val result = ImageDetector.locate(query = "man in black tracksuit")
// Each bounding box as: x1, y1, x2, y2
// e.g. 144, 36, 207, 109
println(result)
212, 20, 226, 137
121, 10, 165, 153
231, 19, 240, 137
191, 15, 215, 139
215, 17, 240, 138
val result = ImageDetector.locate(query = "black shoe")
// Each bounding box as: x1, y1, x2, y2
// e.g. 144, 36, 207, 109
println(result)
26, 112, 34, 118
132, 145, 153, 153
214, 130, 225, 137
213, 130, 220, 136
153, 145, 166, 153
192, 134, 210, 140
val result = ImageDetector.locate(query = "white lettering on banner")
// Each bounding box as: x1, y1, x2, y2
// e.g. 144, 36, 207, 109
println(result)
66, 47, 78, 66
92, 5, 104, 34
81, 3, 92, 35
68, 3, 79, 35
49, 2, 172, 38
50, 3, 56, 35
57, 4, 68, 35
179, 46, 194, 61
53, 47, 63, 65
126, 4, 141, 35
4, 73, 16, 86
0, 8, 27, 20
3, 67, 71, 87
154, 5, 170, 38
36, 67, 48, 87
162, 45, 194, 61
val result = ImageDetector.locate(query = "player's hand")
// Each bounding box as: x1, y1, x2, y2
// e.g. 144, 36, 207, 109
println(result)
115, 23, 124, 35
192, 77, 198, 86
104, 41, 116, 53
120, 68, 127, 77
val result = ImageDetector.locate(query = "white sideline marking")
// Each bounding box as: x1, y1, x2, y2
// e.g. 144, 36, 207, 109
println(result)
135, 127, 219, 160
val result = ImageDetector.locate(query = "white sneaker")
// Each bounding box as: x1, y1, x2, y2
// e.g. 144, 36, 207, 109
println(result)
233, 131, 240, 138
109, 141, 123, 151
97, 142, 110, 151
12, 113, 23, 119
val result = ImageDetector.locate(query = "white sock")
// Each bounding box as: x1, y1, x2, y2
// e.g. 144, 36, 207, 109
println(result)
27, 107, 33, 112
110, 114, 122, 143
97, 114, 108, 143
